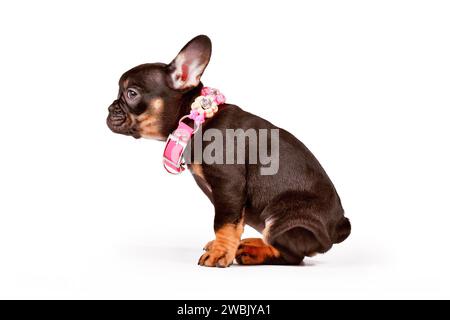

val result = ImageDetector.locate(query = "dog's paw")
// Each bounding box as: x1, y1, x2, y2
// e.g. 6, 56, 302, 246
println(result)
235, 238, 280, 265
198, 243, 235, 268
203, 240, 214, 251
239, 238, 266, 247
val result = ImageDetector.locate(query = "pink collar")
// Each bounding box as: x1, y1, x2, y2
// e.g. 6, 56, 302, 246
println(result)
162, 87, 226, 174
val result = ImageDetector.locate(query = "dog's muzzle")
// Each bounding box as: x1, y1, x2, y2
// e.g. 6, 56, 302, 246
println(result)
108, 103, 127, 127
107, 101, 135, 134
107, 101, 141, 138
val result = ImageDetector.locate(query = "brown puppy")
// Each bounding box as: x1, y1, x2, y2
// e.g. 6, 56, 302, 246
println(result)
107, 35, 351, 267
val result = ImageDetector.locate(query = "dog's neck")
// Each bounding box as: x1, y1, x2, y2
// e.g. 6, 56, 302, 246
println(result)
172, 84, 204, 131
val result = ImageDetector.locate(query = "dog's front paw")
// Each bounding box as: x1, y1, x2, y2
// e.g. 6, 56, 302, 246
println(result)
198, 242, 235, 268
203, 240, 214, 252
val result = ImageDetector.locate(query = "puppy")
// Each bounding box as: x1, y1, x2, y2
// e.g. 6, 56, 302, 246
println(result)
107, 35, 351, 267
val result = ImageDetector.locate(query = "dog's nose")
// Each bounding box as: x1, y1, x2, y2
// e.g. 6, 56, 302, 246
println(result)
109, 104, 121, 113
109, 104, 124, 115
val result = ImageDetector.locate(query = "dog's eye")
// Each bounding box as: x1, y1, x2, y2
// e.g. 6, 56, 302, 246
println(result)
127, 89, 138, 99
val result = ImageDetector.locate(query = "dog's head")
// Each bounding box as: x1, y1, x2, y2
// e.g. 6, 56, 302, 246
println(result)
106, 35, 212, 139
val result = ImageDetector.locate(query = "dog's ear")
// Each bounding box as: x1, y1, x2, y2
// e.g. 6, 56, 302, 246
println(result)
167, 35, 212, 91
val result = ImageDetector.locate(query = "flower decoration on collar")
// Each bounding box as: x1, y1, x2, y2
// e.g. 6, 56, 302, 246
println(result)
201, 87, 226, 105
191, 96, 218, 119
191, 87, 226, 119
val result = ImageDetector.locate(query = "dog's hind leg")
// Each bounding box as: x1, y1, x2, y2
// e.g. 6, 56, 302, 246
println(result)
236, 191, 350, 266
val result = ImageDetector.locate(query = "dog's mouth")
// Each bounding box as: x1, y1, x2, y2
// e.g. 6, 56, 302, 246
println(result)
107, 103, 141, 139
109, 112, 126, 127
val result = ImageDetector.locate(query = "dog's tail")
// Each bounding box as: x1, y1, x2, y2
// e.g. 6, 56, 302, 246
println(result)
334, 217, 351, 243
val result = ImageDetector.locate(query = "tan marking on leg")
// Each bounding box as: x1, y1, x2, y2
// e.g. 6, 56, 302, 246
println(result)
198, 219, 244, 267
236, 237, 281, 265
240, 238, 266, 246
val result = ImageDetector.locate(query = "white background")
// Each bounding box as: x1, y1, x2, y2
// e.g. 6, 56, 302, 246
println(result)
0, 0, 449, 299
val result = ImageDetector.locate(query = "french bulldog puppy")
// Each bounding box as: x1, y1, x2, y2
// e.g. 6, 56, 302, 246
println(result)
107, 35, 351, 267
